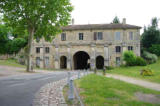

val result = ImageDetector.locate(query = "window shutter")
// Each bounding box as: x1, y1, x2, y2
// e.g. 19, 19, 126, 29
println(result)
101, 32, 103, 40
94, 32, 97, 40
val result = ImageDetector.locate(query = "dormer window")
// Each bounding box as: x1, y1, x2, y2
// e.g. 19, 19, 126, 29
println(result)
79, 33, 83, 40
61, 33, 66, 41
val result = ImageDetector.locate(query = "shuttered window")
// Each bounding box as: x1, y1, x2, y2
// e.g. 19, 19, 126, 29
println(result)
94, 32, 103, 40
115, 32, 121, 40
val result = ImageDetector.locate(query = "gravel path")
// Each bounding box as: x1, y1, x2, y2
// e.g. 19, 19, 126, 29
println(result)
33, 78, 67, 106
106, 74, 160, 91
33, 71, 91, 106
33, 73, 80, 106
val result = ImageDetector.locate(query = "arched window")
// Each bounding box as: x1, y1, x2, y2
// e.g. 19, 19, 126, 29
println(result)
60, 56, 67, 69
96, 56, 104, 69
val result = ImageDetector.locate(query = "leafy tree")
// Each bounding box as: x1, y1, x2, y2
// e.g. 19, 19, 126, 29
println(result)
149, 44, 160, 56
0, 24, 10, 54
0, 0, 73, 72
112, 16, 120, 24
141, 17, 160, 48
10, 38, 27, 54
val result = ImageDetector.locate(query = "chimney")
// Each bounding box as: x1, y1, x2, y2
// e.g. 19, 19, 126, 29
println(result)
122, 18, 126, 24
72, 18, 75, 25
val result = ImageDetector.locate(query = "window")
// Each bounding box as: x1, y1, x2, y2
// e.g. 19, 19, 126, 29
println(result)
44, 57, 49, 67
128, 46, 133, 51
116, 57, 121, 66
79, 33, 83, 40
36, 47, 40, 53
129, 32, 133, 40
61, 33, 66, 41
36, 57, 40, 67
116, 46, 121, 53
97, 32, 103, 40
45, 47, 50, 53
94, 32, 103, 40
115, 32, 121, 40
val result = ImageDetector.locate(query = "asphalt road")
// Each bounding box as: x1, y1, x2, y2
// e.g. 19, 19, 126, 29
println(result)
0, 71, 75, 106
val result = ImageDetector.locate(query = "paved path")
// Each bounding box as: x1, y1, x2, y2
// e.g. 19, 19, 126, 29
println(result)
0, 68, 76, 106
106, 74, 160, 91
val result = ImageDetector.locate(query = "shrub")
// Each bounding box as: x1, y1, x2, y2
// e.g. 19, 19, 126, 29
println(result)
123, 51, 137, 66
142, 51, 158, 64
135, 56, 147, 66
105, 66, 114, 70
140, 68, 154, 76
149, 44, 160, 56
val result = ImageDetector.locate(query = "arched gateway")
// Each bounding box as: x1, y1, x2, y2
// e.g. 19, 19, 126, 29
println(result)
73, 51, 90, 70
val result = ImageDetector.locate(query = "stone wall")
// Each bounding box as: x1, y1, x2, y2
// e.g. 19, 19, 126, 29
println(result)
32, 28, 140, 69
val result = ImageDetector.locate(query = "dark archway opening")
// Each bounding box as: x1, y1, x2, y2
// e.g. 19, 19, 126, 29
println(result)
73, 51, 90, 70
60, 56, 67, 69
96, 56, 104, 69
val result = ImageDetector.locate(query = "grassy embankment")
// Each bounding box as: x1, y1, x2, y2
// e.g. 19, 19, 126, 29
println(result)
106, 58, 160, 83
0, 59, 25, 68
75, 74, 160, 106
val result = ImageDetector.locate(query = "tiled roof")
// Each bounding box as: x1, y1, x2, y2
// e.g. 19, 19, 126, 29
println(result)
62, 23, 141, 31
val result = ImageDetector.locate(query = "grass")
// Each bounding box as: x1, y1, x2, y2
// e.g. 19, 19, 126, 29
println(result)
0, 59, 26, 68
106, 58, 160, 83
75, 74, 160, 106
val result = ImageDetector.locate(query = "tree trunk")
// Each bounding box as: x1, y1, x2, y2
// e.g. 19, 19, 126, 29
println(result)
26, 27, 35, 72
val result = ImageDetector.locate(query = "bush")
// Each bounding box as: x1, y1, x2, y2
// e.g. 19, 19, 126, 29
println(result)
149, 44, 160, 56
123, 51, 137, 66
140, 68, 154, 76
105, 66, 114, 70
135, 56, 147, 66
142, 51, 158, 64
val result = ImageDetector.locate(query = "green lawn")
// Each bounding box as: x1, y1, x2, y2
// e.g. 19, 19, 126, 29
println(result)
75, 74, 160, 106
0, 59, 26, 68
106, 58, 160, 83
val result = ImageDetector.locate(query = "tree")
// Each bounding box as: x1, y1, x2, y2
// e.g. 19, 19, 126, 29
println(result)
0, 24, 10, 54
112, 16, 120, 24
141, 17, 160, 48
0, 0, 73, 72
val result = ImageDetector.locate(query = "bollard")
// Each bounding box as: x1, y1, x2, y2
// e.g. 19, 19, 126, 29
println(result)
78, 70, 80, 79
103, 67, 106, 76
83, 69, 86, 76
67, 72, 71, 85
87, 69, 88, 75
68, 79, 74, 100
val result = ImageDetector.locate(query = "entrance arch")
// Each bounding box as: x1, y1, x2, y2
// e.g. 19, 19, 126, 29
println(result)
73, 51, 90, 70
60, 56, 67, 69
96, 56, 104, 69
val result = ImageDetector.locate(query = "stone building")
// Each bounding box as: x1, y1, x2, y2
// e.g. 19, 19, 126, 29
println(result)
32, 19, 141, 70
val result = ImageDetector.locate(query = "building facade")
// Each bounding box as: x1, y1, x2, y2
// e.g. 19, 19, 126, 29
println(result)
32, 20, 141, 70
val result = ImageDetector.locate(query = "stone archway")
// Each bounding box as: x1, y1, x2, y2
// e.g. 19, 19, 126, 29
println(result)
60, 56, 67, 69
73, 51, 90, 70
96, 56, 104, 69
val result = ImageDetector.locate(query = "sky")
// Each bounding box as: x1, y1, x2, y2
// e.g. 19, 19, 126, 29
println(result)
70, 0, 160, 33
